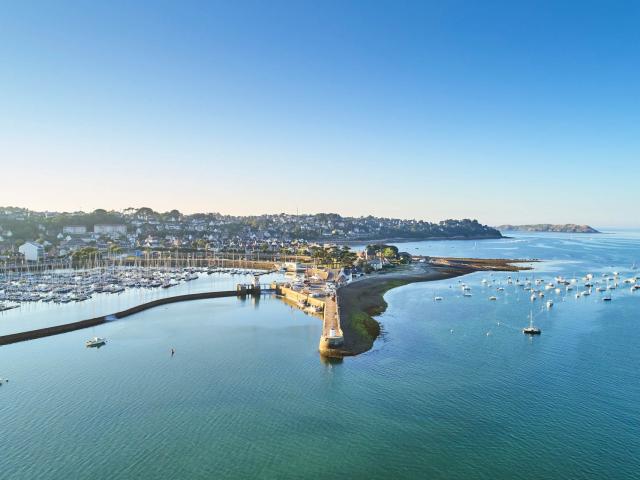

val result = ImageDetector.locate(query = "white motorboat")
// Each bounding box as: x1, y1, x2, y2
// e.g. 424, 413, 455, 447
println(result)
85, 337, 106, 348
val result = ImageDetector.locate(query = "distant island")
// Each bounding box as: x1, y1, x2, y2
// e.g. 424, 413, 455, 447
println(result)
496, 224, 600, 234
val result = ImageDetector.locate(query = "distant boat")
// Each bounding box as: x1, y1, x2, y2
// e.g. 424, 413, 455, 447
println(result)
546, 300, 553, 309
85, 337, 106, 348
523, 311, 541, 335
434, 296, 443, 301
489, 296, 497, 301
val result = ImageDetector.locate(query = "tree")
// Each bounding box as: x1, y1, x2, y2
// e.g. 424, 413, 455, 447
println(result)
381, 246, 399, 259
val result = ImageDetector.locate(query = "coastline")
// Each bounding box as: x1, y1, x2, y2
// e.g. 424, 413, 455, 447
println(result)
333, 257, 532, 357
329, 234, 504, 246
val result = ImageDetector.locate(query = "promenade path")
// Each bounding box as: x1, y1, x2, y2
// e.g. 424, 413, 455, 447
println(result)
322, 294, 342, 339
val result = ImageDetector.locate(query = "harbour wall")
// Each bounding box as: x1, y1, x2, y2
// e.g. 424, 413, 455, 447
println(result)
278, 286, 344, 356
278, 286, 326, 309
0, 290, 249, 346
0, 283, 345, 358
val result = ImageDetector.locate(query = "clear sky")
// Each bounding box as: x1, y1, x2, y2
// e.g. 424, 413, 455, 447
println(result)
1, 0, 638, 226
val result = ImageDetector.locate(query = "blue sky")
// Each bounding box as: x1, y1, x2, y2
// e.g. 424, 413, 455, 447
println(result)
1, 0, 638, 226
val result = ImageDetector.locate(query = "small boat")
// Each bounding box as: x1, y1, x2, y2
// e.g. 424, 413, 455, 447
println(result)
434, 296, 443, 301
546, 300, 553, 309
489, 296, 497, 301
463, 292, 472, 297
603, 295, 612, 302
523, 311, 541, 335
85, 337, 106, 348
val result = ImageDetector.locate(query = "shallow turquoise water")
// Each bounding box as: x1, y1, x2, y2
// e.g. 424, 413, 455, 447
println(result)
1, 232, 639, 479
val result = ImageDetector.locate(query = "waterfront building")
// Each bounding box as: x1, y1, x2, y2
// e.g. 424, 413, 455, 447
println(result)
368, 258, 383, 271
18, 241, 44, 262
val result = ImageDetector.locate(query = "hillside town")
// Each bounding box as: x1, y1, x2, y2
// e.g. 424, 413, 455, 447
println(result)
0, 207, 501, 264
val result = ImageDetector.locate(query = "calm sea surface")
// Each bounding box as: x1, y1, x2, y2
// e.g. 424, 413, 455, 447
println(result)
1, 231, 639, 479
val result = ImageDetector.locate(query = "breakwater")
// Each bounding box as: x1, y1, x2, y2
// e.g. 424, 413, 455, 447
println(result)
0, 281, 345, 358
278, 286, 344, 356
0, 289, 256, 347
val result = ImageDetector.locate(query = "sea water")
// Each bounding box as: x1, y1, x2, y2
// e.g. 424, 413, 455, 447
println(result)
1, 231, 639, 479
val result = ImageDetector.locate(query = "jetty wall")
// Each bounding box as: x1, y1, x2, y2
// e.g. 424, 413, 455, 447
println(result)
0, 290, 245, 347
278, 286, 326, 309
277, 286, 344, 357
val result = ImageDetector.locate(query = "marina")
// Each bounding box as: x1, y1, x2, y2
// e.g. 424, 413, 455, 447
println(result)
0, 265, 272, 306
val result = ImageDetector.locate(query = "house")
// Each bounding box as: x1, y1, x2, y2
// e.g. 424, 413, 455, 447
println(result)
336, 268, 353, 285
59, 238, 89, 255
368, 258, 383, 271
63, 225, 87, 235
19, 241, 45, 262
94, 224, 127, 236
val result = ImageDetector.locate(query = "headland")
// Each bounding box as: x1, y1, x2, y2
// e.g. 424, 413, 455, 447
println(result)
331, 257, 533, 357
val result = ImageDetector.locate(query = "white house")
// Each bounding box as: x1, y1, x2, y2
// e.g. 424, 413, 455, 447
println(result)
63, 225, 87, 235
368, 258, 384, 271
19, 241, 44, 262
94, 224, 127, 235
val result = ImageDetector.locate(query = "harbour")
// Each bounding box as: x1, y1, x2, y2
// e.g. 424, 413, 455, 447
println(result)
3, 3, 639, 477
1, 231, 639, 479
